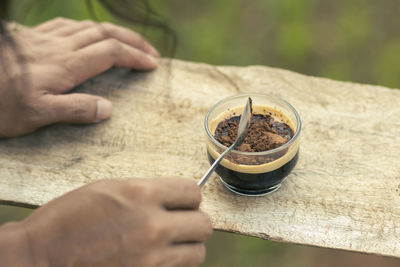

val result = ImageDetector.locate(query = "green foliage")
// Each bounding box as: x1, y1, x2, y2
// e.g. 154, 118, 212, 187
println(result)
7, 0, 400, 90
373, 39, 400, 88
0, 204, 32, 224
10, 0, 112, 25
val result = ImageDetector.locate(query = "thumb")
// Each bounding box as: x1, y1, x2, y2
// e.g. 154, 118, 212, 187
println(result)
45, 93, 113, 124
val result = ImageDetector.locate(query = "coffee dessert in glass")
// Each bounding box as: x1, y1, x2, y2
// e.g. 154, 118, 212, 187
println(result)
205, 93, 301, 196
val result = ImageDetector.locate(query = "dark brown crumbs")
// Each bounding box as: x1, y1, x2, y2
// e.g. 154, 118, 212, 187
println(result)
214, 114, 293, 152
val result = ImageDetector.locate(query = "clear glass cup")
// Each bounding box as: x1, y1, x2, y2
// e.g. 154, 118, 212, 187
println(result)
205, 93, 301, 196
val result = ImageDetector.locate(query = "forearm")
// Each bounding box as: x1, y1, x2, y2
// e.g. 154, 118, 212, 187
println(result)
0, 221, 41, 266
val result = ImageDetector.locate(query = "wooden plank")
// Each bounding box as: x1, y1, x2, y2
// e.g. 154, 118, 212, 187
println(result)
0, 59, 399, 257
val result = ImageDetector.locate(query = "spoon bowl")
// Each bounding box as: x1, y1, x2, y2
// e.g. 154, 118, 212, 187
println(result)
197, 97, 252, 188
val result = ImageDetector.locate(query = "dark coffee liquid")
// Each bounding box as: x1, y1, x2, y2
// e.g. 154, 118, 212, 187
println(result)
207, 151, 299, 195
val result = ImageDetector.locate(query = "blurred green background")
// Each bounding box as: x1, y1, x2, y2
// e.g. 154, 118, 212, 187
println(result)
2, 0, 400, 266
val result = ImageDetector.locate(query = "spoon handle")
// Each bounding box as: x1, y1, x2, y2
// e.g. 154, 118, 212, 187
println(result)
197, 145, 234, 188
198, 97, 252, 189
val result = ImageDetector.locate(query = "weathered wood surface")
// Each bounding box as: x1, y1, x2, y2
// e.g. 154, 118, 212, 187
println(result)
1, 59, 400, 257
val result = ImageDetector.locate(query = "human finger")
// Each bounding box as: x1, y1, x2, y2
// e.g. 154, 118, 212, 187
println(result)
51, 20, 96, 37
60, 39, 157, 90
42, 93, 112, 125
161, 243, 206, 267
34, 17, 78, 33
69, 22, 159, 56
167, 211, 212, 243
152, 178, 202, 210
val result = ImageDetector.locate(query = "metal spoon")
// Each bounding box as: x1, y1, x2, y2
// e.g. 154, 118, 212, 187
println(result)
198, 97, 252, 188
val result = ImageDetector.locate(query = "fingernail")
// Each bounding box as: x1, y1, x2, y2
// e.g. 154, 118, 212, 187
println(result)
149, 45, 160, 57
147, 54, 159, 66
96, 100, 113, 122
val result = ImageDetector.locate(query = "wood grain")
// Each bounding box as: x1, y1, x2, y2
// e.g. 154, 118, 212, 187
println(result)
1, 59, 399, 257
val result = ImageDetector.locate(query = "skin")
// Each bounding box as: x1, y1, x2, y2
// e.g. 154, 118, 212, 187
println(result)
0, 178, 211, 267
0, 17, 159, 137
0, 18, 212, 266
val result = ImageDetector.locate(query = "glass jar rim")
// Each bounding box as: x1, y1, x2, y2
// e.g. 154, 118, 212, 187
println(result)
204, 93, 302, 156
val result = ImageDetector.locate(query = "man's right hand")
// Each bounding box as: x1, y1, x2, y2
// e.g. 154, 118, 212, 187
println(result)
9, 177, 212, 267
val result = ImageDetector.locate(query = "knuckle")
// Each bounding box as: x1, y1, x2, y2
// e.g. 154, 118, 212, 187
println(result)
184, 180, 202, 205
165, 177, 201, 206
200, 212, 213, 236
136, 34, 146, 44
53, 17, 70, 24
81, 20, 96, 27
100, 22, 113, 29
105, 38, 122, 52
134, 34, 149, 51
90, 179, 114, 189
83, 180, 112, 196
145, 219, 169, 244
194, 188, 202, 205
173, 177, 199, 190
82, 180, 129, 209
126, 179, 156, 200
52, 17, 64, 23
99, 22, 115, 36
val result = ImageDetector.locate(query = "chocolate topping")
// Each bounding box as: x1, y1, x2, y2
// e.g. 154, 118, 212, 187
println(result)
214, 113, 293, 152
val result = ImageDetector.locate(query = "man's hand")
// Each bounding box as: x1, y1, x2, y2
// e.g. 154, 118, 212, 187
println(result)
9, 177, 212, 267
0, 17, 159, 138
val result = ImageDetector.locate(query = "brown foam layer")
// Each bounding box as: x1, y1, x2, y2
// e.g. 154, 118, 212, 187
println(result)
207, 105, 300, 174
